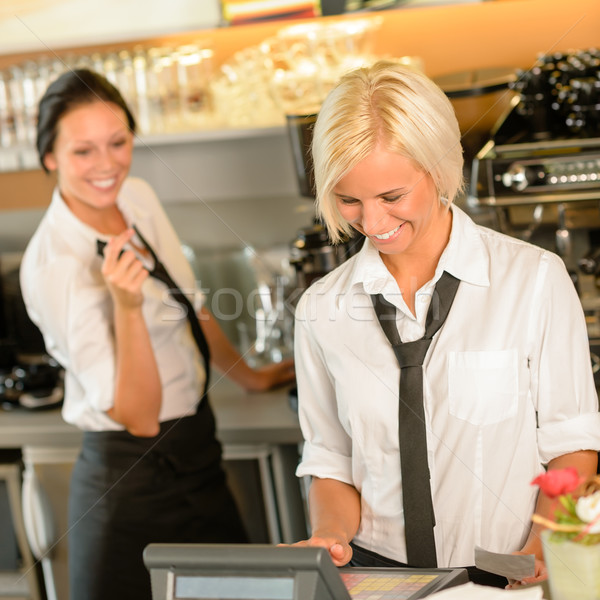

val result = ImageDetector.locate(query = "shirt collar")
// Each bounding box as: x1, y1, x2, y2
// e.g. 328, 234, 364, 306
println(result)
437, 204, 490, 288
46, 187, 103, 260
349, 203, 490, 295
45, 179, 155, 257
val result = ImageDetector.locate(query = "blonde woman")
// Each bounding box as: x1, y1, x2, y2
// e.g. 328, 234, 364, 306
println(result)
293, 60, 600, 588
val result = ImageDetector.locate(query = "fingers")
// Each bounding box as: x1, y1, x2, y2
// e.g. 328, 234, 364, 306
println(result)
247, 360, 296, 392
274, 358, 296, 385
505, 552, 547, 589
111, 252, 148, 288
506, 569, 548, 589
101, 229, 135, 272
101, 229, 149, 306
329, 542, 352, 565
263, 359, 296, 389
290, 536, 352, 567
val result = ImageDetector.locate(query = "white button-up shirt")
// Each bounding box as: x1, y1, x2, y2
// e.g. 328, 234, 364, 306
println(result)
20, 177, 205, 431
295, 204, 600, 567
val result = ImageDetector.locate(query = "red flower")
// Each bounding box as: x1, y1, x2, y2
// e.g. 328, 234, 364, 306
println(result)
531, 467, 581, 498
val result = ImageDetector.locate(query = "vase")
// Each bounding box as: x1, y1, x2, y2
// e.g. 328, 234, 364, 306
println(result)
542, 529, 600, 600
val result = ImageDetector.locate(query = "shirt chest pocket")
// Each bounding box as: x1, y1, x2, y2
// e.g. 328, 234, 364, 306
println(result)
448, 349, 519, 426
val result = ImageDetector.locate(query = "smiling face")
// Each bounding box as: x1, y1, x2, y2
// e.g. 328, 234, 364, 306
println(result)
334, 144, 451, 263
43, 100, 134, 227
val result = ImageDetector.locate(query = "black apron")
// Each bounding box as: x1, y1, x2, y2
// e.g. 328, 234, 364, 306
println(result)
68, 398, 247, 600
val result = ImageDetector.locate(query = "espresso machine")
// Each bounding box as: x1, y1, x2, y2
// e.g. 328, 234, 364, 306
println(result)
469, 48, 600, 380
286, 113, 364, 291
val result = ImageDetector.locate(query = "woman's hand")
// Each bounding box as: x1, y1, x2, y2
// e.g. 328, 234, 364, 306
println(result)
200, 306, 295, 391
101, 228, 161, 437
295, 478, 361, 567
243, 358, 296, 392
505, 552, 547, 589
285, 532, 353, 567
506, 452, 598, 589
101, 228, 149, 309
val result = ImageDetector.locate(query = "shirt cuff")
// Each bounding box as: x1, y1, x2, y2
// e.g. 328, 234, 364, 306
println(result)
538, 412, 600, 464
79, 357, 115, 412
296, 441, 354, 485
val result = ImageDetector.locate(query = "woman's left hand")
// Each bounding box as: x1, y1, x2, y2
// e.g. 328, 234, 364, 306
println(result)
200, 306, 295, 391
507, 453, 597, 589
244, 358, 295, 392
505, 553, 547, 589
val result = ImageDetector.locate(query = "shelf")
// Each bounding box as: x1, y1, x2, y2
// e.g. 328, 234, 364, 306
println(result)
0, 124, 289, 175
135, 124, 287, 147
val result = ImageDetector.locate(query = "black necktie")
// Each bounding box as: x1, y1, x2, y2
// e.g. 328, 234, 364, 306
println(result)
96, 226, 211, 398
371, 271, 460, 568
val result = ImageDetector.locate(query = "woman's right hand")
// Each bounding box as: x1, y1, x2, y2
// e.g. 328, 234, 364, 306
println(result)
292, 478, 360, 567
101, 228, 149, 309
101, 228, 161, 437
291, 532, 353, 567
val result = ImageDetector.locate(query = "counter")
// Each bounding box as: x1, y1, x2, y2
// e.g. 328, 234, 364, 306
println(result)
0, 376, 303, 448
0, 378, 307, 600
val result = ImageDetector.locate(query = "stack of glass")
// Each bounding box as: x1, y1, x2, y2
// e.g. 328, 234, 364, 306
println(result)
0, 16, 422, 172
210, 16, 385, 127
0, 41, 214, 172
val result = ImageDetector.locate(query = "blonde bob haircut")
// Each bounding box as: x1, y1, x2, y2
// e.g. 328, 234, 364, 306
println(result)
312, 60, 464, 243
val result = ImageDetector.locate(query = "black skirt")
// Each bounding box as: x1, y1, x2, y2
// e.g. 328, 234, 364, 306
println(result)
68, 398, 248, 600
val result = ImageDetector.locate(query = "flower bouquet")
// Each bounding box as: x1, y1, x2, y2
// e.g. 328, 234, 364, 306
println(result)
531, 468, 600, 600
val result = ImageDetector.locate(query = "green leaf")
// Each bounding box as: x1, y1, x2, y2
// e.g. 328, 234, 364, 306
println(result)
557, 494, 577, 517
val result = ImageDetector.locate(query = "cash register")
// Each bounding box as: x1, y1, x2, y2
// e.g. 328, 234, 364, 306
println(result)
143, 544, 468, 600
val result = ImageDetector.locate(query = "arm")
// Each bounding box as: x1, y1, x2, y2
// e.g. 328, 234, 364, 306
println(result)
199, 305, 295, 391
293, 477, 361, 566
291, 295, 360, 565
508, 254, 600, 586
103, 229, 162, 437
510, 450, 598, 587
127, 180, 294, 393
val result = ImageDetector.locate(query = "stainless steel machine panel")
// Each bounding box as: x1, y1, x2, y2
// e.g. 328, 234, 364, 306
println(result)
474, 141, 600, 206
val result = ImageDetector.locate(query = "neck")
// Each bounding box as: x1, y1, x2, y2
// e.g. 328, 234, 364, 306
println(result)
381, 206, 453, 315
383, 206, 452, 276
63, 196, 127, 236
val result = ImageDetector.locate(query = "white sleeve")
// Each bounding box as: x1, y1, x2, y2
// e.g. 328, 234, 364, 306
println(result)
21, 255, 116, 413
531, 251, 600, 463
294, 291, 353, 484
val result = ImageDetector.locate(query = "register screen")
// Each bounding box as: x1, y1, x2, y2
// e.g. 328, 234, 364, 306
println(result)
174, 575, 294, 599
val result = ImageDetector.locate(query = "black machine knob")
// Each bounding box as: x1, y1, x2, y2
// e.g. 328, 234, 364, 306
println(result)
501, 163, 538, 191
510, 48, 600, 138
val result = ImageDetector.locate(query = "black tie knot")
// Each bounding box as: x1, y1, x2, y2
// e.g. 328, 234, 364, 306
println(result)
392, 339, 432, 368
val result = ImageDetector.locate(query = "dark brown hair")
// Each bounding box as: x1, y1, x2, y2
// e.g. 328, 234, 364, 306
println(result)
36, 68, 136, 172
